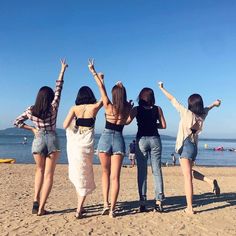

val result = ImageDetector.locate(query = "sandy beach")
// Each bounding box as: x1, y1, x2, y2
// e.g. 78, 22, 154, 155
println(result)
0, 164, 236, 236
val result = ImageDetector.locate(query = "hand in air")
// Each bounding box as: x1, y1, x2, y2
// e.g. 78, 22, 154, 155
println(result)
60, 58, 68, 71
158, 81, 164, 89
88, 58, 95, 73
214, 99, 221, 107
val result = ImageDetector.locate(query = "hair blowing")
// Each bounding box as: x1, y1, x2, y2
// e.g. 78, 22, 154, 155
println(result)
188, 93, 204, 116
111, 85, 127, 114
32, 86, 54, 119
138, 87, 155, 106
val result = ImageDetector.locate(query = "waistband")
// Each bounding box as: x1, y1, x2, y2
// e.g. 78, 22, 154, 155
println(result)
105, 120, 124, 132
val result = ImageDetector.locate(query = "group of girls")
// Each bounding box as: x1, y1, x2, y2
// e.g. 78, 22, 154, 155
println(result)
14, 58, 221, 218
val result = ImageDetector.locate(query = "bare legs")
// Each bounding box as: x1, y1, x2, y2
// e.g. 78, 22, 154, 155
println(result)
192, 169, 220, 195
34, 151, 59, 215
99, 153, 123, 217
179, 158, 195, 214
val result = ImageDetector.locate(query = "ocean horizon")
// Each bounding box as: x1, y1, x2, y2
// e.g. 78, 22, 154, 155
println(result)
1, 128, 236, 166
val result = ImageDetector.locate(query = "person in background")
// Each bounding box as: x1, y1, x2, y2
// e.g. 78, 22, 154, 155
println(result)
171, 153, 176, 166
63, 83, 103, 219
159, 81, 221, 214
128, 140, 136, 167
126, 87, 166, 213
88, 59, 132, 218
14, 59, 68, 216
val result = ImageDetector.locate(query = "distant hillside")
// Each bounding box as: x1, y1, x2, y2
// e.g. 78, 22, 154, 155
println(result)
0, 128, 175, 140
0, 127, 66, 136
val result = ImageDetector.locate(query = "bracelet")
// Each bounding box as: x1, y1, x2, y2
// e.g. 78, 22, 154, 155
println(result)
92, 73, 97, 76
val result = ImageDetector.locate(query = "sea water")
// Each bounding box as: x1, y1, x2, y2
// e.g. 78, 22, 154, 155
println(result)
0, 134, 236, 166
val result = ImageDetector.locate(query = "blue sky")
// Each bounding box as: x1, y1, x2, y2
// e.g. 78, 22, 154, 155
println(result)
1, 0, 236, 138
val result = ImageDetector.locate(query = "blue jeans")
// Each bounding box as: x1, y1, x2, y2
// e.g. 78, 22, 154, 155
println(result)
136, 136, 164, 202
97, 128, 125, 156
32, 131, 60, 157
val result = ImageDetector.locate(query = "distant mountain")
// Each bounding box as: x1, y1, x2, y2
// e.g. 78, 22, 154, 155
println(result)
0, 127, 65, 136
0, 127, 175, 140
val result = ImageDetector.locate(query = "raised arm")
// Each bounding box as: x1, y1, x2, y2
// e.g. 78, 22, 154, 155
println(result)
88, 59, 111, 108
63, 106, 75, 129
51, 59, 68, 109
158, 82, 174, 101
207, 99, 221, 111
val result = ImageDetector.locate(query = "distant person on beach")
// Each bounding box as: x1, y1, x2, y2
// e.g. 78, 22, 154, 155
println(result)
126, 87, 166, 213
128, 140, 136, 167
171, 153, 176, 166
159, 82, 221, 214
14, 59, 68, 216
14, 60, 68, 216
88, 59, 132, 218
63, 84, 103, 219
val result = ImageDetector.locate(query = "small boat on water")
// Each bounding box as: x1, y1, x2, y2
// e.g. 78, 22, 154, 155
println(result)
0, 158, 16, 164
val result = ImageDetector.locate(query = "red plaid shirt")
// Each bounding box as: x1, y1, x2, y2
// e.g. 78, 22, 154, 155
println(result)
14, 80, 64, 132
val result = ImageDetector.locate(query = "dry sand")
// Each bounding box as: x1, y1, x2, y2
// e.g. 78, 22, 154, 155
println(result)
0, 164, 236, 236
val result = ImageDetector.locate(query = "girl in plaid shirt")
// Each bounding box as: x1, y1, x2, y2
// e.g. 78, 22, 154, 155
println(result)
14, 59, 68, 216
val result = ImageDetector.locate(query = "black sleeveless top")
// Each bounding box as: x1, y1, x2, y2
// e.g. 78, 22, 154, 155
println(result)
136, 106, 160, 139
105, 120, 124, 132
76, 118, 95, 127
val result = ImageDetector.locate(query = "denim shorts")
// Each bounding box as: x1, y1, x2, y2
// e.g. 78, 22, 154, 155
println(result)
97, 128, 125, 156
32, 131, 60, 157
178, 137, 197, 161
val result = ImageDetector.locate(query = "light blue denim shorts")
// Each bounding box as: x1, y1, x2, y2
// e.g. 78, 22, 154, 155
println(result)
178, 137, 197, 161
32, 131, 60, 157
97, 128, 125, 156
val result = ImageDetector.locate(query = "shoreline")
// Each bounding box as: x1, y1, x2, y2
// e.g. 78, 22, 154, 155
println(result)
1, 161, 236, 168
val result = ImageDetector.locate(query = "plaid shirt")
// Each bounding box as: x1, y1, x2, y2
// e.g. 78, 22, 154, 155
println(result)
14, 80, 64, 132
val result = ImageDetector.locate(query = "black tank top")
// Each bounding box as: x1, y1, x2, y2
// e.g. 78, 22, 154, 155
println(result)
136, 106, 160, 139
76, 118, 95, 127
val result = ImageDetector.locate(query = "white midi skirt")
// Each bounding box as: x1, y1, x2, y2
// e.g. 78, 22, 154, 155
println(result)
66, 124, 96, 196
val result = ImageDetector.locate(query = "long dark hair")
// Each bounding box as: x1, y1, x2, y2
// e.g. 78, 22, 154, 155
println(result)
75, 86, 96, 105
188, 94, 204, 116
32, 86, 55, 119
138, 87, 155, 106
111, 84, 127, 114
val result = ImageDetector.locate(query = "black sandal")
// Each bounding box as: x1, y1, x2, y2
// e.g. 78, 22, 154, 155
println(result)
32, 201, 39, 214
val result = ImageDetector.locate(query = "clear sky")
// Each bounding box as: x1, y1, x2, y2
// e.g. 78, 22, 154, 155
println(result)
1, 0, 236, 138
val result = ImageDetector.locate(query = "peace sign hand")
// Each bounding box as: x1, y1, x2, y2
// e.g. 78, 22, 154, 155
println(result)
88, 58, 96, 73
60, 58, 68, 72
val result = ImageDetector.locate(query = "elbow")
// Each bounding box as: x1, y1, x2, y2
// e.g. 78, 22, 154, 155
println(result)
63, 122, 68, 129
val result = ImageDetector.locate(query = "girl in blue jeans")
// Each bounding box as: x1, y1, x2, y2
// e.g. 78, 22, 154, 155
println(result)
126, 88, 166, 212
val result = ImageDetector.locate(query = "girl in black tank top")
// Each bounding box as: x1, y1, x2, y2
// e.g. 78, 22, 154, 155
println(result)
126, 87, 166, 212
136, 105, 160, 138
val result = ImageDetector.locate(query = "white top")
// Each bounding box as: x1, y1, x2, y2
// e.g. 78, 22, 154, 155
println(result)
171, 97, 209, 153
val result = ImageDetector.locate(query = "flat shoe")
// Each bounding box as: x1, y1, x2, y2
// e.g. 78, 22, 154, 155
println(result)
75, 211, 83, 219
154, 203, 164, 213
213, 179, 220, 195
109, 210, 116, 218
101, 206, 110, 215
37, 209, 49, 216
32, 201, 39, 214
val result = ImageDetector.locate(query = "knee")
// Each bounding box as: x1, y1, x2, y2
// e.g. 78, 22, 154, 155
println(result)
36, 166, 45, 174
102, 168, 110, 177
44, 172, 54, 181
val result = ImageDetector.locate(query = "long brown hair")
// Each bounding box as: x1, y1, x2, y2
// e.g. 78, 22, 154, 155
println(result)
32, 86, 54, 119
188, 94, 204, 116
111, 84, 127, 114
